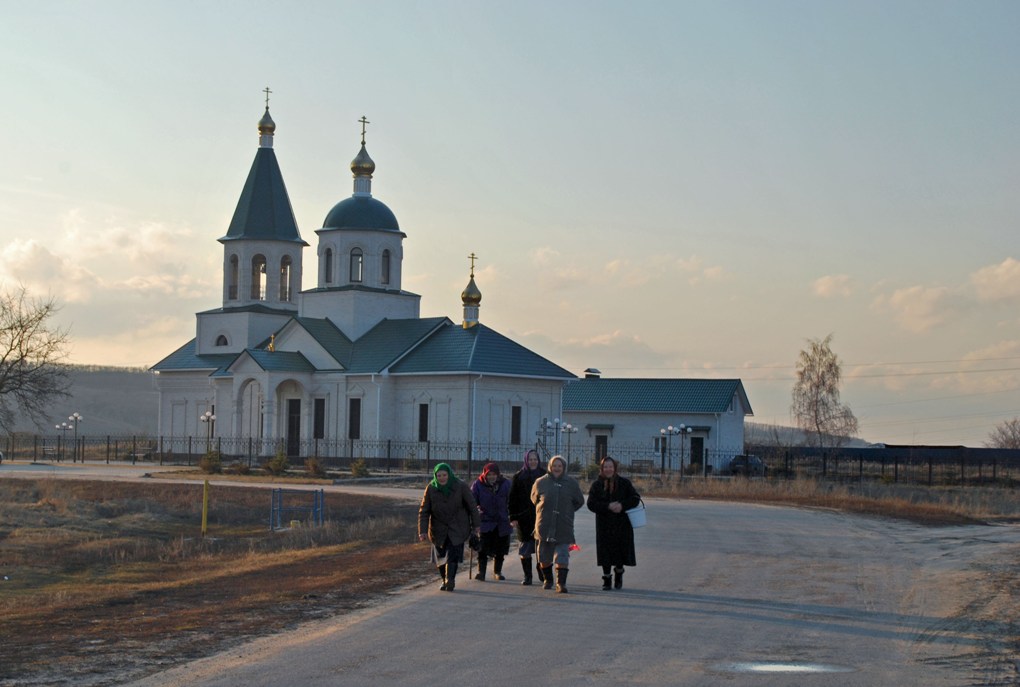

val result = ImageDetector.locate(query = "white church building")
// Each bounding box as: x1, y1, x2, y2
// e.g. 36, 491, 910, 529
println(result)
152, 106, 575, 460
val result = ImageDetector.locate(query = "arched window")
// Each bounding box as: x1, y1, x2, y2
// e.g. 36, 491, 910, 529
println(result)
228, 255, 239, 300
279, 256, 292, 301
381, 249, 391, 285
215, 335, 229, 346
251, 255, 267, 300
324, 248, 334, 284
350, 248, 363, 283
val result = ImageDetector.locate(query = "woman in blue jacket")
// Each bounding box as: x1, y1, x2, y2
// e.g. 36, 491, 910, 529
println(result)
470, 462, 513, 581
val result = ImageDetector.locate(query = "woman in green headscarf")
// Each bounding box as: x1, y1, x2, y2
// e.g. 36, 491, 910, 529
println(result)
418, 462, 481, 591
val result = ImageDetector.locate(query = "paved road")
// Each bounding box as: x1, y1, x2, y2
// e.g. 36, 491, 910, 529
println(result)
4, 461, 1017, 684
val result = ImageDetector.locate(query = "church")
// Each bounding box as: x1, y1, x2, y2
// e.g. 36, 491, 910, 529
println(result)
151, 104, 576, 459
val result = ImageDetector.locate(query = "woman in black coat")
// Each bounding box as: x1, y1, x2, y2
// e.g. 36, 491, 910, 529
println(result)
586, 456, 641, 590
507, 449, 545, 586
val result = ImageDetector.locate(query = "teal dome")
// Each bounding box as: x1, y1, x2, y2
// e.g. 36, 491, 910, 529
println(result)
322, 196, 400, 232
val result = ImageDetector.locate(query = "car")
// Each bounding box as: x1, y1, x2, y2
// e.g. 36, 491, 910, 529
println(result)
727, 454, 766, 476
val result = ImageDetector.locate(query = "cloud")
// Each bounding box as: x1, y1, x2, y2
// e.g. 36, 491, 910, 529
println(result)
0, 239, 101, 302
971, 257, 1020, 302
872, 285, 953, 333
813, 274, 852, 298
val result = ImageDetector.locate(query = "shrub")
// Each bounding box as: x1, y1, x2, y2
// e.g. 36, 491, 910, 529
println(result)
225, 461, 250, 475
350, 458, 371, 478
404, 456, 423, 472
264, 450, 290, 476
199, 450, 222, 474
580, 462, 600, 481
305, 457, 327, 479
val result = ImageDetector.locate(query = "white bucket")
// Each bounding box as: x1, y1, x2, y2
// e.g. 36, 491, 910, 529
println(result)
626, 502, 646, 528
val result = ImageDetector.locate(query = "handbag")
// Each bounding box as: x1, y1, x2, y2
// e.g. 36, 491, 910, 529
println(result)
626, 498, 647, 528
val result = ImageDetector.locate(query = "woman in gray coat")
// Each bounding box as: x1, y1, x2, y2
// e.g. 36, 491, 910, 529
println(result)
530, 455, 585, 593
418, 462, 481, 591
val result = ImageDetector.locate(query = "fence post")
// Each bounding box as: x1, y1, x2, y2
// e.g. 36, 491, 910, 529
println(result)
386, 439, 392, 474
467, 440, 473, 479
858, 453, 863, 481
928, 456, 933, 486
106, 436, 110, 464
894, 455, 899, 483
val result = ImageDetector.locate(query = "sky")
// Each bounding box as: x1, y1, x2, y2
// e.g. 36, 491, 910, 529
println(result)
2, 1, 1019, 446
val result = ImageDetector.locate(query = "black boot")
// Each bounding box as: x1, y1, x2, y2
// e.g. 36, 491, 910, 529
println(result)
445, 561, 458, 591
602, 574, 612, 591
614, 566, 624, 590
555, 567, 569, 594
438, 564, 448, 591
474, 555, 487, 581
493, 556, 505, 580
540, 565, 554, 590
520, 557, 533, 586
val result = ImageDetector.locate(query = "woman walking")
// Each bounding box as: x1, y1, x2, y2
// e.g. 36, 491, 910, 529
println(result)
418, 462, 481, 592
586, 456, 641, 590
531, 455, 585, 593
508, 449, 545, 585
470, 462, 512, 581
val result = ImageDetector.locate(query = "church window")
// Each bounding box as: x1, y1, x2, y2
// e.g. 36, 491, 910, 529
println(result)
279, 256, 293, 301
251, 255, 267, 300
215, 335, 228, 346
381, 249, 391, 285
324, 248, 333, 284
418, 403, 429, 442
313, 398, 326, 439
228, 255, 239, 300
350, 248, 363, 283
348, 398, 362, 440
510, 405, 522, 445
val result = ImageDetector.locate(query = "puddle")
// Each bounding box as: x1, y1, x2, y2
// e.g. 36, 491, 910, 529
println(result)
713, 661, 855, 674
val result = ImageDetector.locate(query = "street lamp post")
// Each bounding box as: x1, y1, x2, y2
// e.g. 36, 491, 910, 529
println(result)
678, 424, 693, 474
200, 410, 216, 454
660, 425, 680, 473
543, 418, 563, 454
68, 412, 82, 463
56, 422, 72, 462
561, 423, 578, 463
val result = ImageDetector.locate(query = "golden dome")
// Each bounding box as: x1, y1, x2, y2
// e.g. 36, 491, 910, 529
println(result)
461, 275, 482, 306
258, 108, 276, 135
351, 144, 376, 177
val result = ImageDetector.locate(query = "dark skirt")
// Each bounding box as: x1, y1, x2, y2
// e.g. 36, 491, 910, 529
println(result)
479, 529, 510, 558
437, 538, 465, 564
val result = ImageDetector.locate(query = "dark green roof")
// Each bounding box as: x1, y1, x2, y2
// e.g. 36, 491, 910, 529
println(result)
563, 378, 752, 415
220, 148, 307, 245
197, 303, 298, 316
389, 323, 575, 379
321, 196, 401, 233
301, 284, 414, 297
346, 317, 449, 372
238, 349, 316, 373
294, 317, 353, 366
150, 339, 237, 373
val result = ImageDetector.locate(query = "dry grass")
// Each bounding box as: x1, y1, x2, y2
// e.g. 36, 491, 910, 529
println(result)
631, 475, 1020, 525
0, 478, 425, 687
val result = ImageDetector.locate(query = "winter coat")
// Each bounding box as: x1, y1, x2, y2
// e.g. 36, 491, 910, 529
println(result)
418, 480, 481, 547
508, 466, 545, 540
530, 472, 585, 545
471, 477, 513, 537
586, 475, 641, 567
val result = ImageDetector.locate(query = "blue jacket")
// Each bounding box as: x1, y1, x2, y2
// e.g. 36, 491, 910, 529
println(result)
470, 477, 513, 537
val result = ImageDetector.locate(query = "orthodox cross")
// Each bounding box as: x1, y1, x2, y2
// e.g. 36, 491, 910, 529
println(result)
263, 86, 272, 109
359, 116, 370, 145
468, 252, 478, 277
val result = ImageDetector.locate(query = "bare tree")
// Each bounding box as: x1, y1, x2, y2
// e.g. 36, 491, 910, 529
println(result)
0, 286, 71, 431
791, 333, 858, 453
985, 418, 1020, 449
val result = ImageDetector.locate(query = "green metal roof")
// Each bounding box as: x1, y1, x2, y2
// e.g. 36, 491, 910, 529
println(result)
293, 317, 353, 365
389, 323, 575, 378
238, 349, 316, 373
345, 317, 449, 373
563, 378, 752, 415
150, 339, 237, 373
220, 148, 307, 245
197, 303, 298, 316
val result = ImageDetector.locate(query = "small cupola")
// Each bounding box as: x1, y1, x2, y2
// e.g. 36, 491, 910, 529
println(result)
351, 116, 375, 196
462, 253, 482, 329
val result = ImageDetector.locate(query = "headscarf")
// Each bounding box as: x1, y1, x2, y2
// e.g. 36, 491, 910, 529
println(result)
599, 456, 619, 495
521, 449, 544, 478
430, 462, 458, 495
477, 462, 502, 486
548, 455, 567, 479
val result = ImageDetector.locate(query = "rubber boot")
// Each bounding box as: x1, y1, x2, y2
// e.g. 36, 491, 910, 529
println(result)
540, 565, 554, 590
555, 567, 569, 594
438, 564, 448, 591
493, 556, 505, 580
445, 561, 458, 591
474, 555, 487, 581
602, 574, 612, 591
614, 566, 624, 590
520, 557, 533, 586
